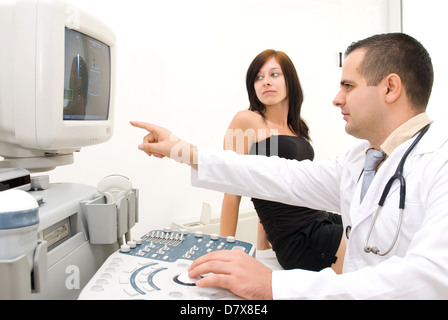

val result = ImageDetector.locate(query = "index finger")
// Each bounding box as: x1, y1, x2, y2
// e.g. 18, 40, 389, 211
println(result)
130, 121, 157, 132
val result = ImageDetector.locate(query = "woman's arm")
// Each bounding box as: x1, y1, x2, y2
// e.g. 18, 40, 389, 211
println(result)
220, 111, 257, 237
219, 193, 241, 236
257, 220, 272, 250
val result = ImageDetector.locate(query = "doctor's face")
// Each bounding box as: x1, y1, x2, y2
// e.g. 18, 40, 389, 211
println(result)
333, 49, 384, 142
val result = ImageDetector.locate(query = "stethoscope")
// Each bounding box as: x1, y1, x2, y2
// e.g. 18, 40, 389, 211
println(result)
363, 123, 431, 256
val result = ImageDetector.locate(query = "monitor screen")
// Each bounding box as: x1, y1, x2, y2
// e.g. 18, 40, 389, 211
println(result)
63, 28, 111, 121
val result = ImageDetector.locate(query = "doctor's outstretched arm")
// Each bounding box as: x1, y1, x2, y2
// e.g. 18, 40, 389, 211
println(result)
132, 121, 343, 211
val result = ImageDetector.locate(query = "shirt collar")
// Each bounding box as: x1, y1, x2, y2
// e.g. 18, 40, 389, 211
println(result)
380, 112, 432, 156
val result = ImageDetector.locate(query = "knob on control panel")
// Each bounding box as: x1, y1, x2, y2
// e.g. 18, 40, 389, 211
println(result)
210, 233, 219, 240
195, 231, 203, 238
174, 272, 202, 286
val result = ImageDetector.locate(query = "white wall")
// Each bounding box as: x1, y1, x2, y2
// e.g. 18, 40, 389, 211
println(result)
48, 0, 398, 237
402, 0, 448, 122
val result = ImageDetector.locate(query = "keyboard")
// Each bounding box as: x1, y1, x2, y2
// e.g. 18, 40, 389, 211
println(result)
78, 229, 255, 300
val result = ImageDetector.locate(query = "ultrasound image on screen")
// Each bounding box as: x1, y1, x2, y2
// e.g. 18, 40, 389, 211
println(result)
63, 28, 110, 120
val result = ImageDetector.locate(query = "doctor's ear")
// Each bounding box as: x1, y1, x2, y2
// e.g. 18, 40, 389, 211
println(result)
383, 73, 403, 104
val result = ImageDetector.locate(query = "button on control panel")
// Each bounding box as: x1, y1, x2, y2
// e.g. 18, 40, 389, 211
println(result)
78, 229, 255, 300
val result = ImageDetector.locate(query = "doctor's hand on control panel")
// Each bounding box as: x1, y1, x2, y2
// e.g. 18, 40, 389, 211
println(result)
130, 120, 272, 300
130, 34, 448, 300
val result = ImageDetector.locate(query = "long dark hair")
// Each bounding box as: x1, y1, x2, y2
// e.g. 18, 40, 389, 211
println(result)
246, 49, 310, 141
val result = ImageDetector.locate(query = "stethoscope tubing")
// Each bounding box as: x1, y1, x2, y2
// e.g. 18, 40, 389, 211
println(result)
364, 123, 431, 256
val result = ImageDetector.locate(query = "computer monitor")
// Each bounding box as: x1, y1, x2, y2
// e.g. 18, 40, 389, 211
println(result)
0, 0, 116, 172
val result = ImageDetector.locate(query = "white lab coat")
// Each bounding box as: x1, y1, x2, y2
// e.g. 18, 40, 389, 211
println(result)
191, 119, 448, 299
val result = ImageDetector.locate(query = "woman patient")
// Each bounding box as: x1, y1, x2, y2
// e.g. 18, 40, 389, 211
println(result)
220, 50, 346, 273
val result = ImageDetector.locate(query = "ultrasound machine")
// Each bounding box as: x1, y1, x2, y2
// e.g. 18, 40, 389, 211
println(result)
0, 0, 257, 300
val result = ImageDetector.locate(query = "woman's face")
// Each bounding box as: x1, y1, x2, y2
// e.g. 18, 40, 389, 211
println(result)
254, 57, 288, 108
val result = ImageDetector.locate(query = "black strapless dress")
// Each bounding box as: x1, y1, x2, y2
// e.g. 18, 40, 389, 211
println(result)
250, 136, 343, 271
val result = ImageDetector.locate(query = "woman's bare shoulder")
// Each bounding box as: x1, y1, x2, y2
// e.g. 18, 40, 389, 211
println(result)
229, 110, 263, 129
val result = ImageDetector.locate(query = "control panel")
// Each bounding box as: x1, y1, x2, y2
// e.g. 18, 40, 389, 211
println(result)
78, 229, 255, 300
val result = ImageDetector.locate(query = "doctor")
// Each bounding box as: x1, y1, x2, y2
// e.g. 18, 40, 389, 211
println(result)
131, 33, 448, 299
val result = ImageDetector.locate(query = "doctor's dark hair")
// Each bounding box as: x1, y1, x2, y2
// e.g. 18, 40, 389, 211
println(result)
246, 50, 310, 141
345, 33, 434, 110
